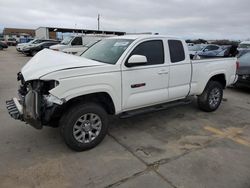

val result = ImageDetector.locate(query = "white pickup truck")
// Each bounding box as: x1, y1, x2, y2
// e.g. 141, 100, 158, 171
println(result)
6, 35, 238, 151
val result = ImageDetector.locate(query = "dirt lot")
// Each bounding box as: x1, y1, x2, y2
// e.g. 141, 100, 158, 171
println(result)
0, 47, 250, 188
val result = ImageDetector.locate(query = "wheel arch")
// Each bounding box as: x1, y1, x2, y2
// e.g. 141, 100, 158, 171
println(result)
207, 74, 226, 89
62, 92, 116, 115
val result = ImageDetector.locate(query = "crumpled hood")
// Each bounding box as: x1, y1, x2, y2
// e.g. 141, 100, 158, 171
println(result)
21, 49, 105, 81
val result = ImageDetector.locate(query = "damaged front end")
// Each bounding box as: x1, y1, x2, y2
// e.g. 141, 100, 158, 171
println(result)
6, 72, 63, 129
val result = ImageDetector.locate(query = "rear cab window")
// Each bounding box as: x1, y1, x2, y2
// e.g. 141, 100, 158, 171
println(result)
168, 40, 185, 63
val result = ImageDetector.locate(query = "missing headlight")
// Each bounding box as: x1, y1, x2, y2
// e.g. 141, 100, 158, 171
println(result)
41, 80, 59, 94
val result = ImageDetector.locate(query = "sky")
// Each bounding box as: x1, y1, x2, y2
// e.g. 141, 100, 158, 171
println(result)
0, 0, 250, 40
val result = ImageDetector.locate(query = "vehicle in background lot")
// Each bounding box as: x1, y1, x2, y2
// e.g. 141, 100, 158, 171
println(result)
188, 44, 207, 59
198, 44, 222, 57
22, 41, 60, 56
6, 35, 238, 151
50, 35, 109, 52
19, 38, 34, 44
238, 41, 250, 51
16, 39, 58, 52
187, 43, 194, 47
235, 51, 250, 85
6, 38, 17, 46
0, 41, 8, 50
62, 39, 102, 56
197, 44, 238, 58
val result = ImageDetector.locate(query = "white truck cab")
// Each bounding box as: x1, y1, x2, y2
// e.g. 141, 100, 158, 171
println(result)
6, 35, 238, 151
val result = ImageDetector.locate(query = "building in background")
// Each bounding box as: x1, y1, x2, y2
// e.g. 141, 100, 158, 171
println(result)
35, 27, 126, 40
3, 28, 35, 44
2, 27, 126, 44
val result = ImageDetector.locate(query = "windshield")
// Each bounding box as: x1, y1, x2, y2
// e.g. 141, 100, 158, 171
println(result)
61, 36, 74, 45
33, 39, 43, 44
81, 39, 134, 64
29, 39, 36, 44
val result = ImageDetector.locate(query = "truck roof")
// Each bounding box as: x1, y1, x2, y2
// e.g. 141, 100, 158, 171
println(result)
110, 34, 179, 40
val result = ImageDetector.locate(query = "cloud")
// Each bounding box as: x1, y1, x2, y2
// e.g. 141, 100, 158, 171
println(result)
0, 0, 249, 39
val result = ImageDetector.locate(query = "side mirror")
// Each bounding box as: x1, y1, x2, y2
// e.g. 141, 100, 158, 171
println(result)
126, 55, 147, 67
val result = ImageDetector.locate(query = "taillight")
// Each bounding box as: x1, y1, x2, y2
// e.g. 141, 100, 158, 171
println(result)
236, 61, 240, 70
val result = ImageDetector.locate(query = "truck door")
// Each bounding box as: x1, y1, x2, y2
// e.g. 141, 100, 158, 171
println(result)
122, 40, 169, 111
167, 40, 192, 100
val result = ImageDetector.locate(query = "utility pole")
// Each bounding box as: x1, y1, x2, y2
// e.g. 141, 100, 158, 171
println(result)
97, 14, 100, 31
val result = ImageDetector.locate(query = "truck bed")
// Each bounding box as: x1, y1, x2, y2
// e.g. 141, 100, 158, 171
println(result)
190, 57, 237, 95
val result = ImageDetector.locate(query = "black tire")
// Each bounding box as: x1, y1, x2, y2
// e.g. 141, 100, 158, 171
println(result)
31, 50, 38, 56
197, 81, 223, 112
60, 102, 108, 151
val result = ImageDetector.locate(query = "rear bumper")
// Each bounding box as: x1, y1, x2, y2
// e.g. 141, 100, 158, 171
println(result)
233, 75, 238, 84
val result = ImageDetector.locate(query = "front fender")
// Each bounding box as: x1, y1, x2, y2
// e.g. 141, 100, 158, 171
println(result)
49, 83, 122, 114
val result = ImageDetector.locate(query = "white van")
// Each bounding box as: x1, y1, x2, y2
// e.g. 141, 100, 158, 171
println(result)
49, 35, 108, 52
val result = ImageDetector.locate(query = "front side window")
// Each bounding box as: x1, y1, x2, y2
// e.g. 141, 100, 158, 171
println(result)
82, 39, 133, 64
168, 40, 185, 63
128, 40, 164, 65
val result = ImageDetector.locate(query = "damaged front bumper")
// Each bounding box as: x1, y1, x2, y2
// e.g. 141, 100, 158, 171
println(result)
6, 75, 63, 129
6, 98, 23, 120
6, 89, 43, 129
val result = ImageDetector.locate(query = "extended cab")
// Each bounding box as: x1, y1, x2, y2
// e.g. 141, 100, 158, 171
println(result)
6, 35, 238, 151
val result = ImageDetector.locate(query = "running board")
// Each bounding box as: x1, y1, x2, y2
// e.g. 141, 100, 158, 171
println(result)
120, 98, 192, 119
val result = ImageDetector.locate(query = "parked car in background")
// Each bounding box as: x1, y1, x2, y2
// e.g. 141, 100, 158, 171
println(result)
198, 44, 222, 57
0, 41, 8, 50
62, 38, 103, 56
22, 41, 60, 56
19, 38, 34, 44
6, 38, 17, 46
188, 44, 207, 59
187, 43, 194, 47
238, 41, 250, 51
50, 35, 110, 52
16, 39, 58, 52
236, 50, 250, 85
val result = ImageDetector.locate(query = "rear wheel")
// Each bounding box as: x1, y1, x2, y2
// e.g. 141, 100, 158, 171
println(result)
60, 103, 108, 151
198, 81, 223, 112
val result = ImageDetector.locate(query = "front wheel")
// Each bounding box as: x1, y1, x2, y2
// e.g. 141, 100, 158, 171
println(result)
197, 81, 223, 112
31, 50, 38, 56
60, 103, 108, 151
